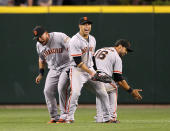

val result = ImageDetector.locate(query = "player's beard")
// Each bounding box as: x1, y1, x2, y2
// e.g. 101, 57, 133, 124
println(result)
41, 36, 49, 46
119, 52, 124, 57
41, 40, 47, 46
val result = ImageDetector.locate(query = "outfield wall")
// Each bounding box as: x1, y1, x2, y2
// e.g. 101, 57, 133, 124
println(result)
0, 6, 170, 104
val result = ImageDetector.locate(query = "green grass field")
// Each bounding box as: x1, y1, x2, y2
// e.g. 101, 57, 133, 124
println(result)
0, 105, 170, 131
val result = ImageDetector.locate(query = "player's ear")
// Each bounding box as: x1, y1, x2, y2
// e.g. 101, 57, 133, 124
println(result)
118, 45, 122, 49
45, 32, 48, 35
78, 24, 81, 29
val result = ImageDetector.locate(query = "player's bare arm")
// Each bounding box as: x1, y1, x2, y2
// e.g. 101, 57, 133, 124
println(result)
78, 62, 95, 77
112, 39, 142, 100
73, 55, 95, 77
35, 58, 46, 84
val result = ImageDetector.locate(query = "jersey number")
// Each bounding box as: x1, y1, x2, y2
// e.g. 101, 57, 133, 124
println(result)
95, 50, 108, 60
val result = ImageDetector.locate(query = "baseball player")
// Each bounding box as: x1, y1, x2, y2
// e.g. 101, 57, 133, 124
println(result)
94, 39, 142, 123
33, 26, 70, 123
57, 17, 113, 123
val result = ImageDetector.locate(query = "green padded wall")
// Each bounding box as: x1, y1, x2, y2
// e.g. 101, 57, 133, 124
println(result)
0, 13, 169, 104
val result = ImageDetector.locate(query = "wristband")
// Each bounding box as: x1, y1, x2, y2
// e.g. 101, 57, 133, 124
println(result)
39, 68, 44, 76
127, 87, 133, 94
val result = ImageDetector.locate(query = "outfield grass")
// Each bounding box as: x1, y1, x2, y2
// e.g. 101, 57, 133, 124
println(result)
0, 105, 170, 131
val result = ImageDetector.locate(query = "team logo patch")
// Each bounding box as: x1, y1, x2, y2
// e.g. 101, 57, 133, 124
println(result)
34, 30, 38, 36
84, 17, 87, 20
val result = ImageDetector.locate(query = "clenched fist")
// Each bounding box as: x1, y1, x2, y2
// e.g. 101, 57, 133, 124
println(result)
35, 74, 43, 84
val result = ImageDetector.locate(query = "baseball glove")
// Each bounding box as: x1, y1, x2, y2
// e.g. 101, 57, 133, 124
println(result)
91, 71, 112, 83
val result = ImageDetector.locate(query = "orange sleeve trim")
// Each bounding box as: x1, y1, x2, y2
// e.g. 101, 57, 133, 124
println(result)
113, 71, 122, 74
71, 54, 82, 56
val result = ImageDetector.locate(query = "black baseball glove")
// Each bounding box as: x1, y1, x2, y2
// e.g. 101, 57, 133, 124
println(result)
91, 71, 112, 83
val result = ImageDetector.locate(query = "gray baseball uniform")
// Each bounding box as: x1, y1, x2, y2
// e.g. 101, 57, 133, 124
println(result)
95, 47, 122, 122
67, 32, 111, 122
36, 32, 70, 121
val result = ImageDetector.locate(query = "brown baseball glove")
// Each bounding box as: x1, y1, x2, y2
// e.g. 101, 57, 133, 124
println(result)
91, 71, 112, 83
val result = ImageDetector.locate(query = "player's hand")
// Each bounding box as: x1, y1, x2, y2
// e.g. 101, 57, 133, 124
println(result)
35, 74, 43, 84
131, 89, 143, 100
90, 72, 96, 78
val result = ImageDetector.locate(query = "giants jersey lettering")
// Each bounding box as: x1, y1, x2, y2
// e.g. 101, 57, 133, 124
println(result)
69, 32, 96, 68
95, 47, 122, 76
36, 32, 70, 69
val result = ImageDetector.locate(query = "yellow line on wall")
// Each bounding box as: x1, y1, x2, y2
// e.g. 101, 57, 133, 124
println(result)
49, 6, 101, 13
0, 6, 170, 14
0, 6, 48, 13
154, 6, 170, 13
102, 6, 153, 13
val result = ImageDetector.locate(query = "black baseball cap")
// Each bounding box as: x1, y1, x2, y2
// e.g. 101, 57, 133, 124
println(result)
79, 17, 92, 25
33, 26, 46, 40
114, 39, 133, 52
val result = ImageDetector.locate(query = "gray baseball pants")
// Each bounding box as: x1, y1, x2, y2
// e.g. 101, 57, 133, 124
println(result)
66, 67, 111, 122
44, 67, 70, 121
96, 84, 118, 122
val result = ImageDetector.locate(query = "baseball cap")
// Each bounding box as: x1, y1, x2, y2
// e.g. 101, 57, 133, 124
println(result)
114, 39, 133, 52
33, 26, 46, 40
79, 17, 92, 25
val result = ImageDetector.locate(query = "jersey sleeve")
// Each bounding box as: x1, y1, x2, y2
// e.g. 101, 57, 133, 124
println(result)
113, 56, 122, 74
92, 37, 96, 56
69, 38, 82, 57
60, 32, 70, 49
36, 43, 45, 61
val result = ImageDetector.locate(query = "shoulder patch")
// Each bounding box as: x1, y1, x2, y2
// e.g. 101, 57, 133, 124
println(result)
64, 37, 70, 43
